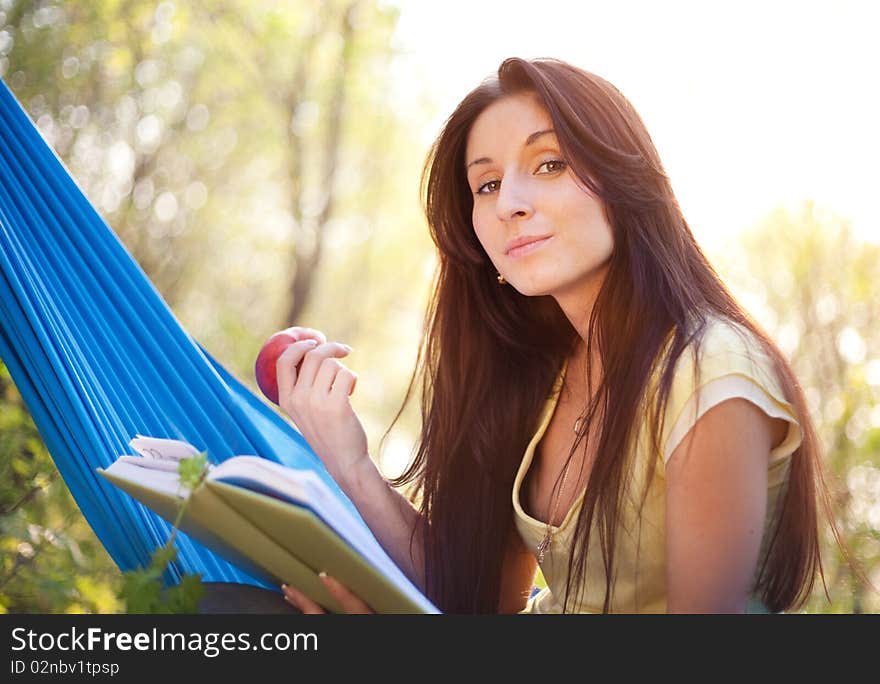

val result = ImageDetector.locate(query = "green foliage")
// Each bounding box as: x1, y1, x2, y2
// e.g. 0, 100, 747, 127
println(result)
117, 546, 204, 615
178, 451, 208, 491
1, 357, 209, 614
713, 201, 880, 612
0, 0, 408, 354
1, 0, 412, 614
0, 360, 123, 614
115, 454, 208, 614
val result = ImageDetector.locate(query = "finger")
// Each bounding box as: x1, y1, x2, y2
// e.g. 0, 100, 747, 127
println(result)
314, 357, 344, 395
296, 343, 352, 389
276, 340, 319, 402
318, 572, 373, 614
281, 327, 327, 345
330, 367, 357, 399
281, 584, 325, 615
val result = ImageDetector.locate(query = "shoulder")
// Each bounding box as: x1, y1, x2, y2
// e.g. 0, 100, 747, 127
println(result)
670, 315, 775, 387
657, 314, 802, 467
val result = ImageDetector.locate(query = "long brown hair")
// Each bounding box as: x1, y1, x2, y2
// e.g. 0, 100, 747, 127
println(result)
382, 57, 843, 613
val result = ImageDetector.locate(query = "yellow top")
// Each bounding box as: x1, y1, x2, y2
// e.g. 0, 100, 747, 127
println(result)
514, 315, 802, 613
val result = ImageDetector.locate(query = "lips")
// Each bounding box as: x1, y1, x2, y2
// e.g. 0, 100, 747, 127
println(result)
505, 234, 553, 257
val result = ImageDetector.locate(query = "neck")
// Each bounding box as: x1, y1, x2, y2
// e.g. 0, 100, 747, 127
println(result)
564, 335, 602, 405
552, 261, 608, 338
552, 262, 609, 377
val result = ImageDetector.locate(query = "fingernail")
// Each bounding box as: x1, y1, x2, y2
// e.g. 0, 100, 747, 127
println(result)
342, 344, 352, 352
318, 571, 329, 581
303, 339, 318, 346
281, 584, 288, 590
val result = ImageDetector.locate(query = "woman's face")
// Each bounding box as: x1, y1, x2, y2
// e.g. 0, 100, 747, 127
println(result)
465, 93, 614, 300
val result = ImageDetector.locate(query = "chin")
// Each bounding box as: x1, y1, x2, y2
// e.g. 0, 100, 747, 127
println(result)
507, 279, 555, 298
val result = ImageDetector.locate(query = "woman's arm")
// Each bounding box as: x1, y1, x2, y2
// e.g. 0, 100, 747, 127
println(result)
271, 334, 428, 593
281, 458, 426, 614
339, 456, 427, 593
665, 397, 789, 613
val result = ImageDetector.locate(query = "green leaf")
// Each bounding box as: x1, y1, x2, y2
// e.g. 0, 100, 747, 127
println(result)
148, 544, 177, 572
115, 451, 210, 613
178, 451, 209, 491
165, 573, 206, 614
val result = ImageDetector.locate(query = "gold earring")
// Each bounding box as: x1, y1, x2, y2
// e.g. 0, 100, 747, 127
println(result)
496, 272, 506, 285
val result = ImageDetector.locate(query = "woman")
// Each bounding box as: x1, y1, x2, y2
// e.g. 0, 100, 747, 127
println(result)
274, 57, 840, 613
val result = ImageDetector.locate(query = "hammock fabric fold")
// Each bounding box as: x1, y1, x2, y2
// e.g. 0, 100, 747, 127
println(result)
0, 79, 365, 588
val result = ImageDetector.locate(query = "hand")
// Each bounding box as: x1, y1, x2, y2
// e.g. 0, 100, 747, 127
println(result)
275, 334, 370, 485
281, 574, 374, 614
271, 325, 327, 347
255, 327, 327, 404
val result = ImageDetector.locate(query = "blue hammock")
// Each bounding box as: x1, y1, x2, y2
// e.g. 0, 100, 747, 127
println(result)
0, 79, 369, 589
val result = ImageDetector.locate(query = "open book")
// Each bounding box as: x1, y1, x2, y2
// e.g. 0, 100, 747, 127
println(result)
98, 435, 439, 614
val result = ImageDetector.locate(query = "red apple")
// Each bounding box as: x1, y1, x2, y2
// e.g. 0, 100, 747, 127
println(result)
254, 331, 300, 405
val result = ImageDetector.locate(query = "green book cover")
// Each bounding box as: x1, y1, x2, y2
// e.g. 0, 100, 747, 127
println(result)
97, 442, 437, 614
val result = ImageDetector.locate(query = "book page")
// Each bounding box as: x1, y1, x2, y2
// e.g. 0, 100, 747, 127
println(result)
114, 455, 180, 472
209, 457, 424, 601
129, 435, 203, 462
102, 459, 189, 499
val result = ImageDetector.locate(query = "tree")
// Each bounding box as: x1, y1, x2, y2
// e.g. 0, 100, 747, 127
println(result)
712, 201, 880, 612
0, 0, 415, 613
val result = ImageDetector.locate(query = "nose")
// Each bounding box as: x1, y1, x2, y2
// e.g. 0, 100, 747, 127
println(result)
494, 174, 534, 222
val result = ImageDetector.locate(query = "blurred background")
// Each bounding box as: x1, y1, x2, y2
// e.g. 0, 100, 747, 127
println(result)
0, 0, 877, 613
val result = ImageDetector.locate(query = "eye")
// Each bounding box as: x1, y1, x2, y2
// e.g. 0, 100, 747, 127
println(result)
536, 159, 567, 174
475, 179, 500, 196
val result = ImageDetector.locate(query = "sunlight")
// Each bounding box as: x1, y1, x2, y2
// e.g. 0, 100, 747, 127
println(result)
386, 0, 879, 248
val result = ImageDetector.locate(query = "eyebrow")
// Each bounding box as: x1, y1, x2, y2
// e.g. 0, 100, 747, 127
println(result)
466, 129, 556, 171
